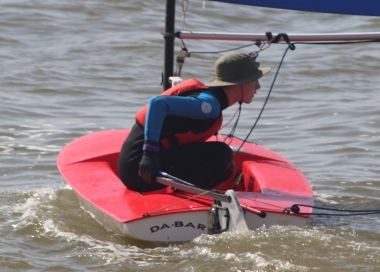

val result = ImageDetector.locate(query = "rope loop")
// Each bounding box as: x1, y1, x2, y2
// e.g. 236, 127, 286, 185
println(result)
266, 32, 296, 50
182, 0, 190, 29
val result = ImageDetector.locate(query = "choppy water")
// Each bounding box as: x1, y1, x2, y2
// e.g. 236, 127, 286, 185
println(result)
1, 1, 379, 271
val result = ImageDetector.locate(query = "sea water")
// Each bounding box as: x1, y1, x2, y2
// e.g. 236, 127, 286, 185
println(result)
1, 1, 380, 271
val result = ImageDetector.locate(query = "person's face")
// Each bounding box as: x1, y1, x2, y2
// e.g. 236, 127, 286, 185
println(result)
241, 80, 261, 104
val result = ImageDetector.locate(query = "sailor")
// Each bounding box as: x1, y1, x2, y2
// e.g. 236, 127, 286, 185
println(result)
118, 52, 271, 192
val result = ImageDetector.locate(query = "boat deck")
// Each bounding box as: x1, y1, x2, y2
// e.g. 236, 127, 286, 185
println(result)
57, 129, 313, 224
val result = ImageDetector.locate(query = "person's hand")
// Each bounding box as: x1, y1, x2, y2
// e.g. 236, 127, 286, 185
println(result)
139, 151, 161, 184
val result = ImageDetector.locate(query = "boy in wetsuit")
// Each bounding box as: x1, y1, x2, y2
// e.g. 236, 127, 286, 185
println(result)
118, 52, 270, 192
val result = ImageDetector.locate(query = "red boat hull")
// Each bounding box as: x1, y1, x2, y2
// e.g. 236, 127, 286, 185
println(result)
57, 129, 313, 241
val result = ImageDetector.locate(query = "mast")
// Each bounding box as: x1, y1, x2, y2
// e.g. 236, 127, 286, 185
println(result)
163, 0, 176, 91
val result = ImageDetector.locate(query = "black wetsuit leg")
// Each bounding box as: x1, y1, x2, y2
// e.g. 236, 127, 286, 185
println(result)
159, 141, 234, 188
118, 124, 234, 192
118, 123, 167, 192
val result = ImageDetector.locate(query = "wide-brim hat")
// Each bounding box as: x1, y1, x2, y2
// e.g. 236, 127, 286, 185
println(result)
206, 52, 271, 87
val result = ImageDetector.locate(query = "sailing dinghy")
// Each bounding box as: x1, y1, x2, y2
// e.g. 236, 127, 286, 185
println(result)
57, 1, 380, 242
57, 129, 313, 242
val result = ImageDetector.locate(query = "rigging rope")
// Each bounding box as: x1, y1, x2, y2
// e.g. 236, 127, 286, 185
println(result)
179, 38, 380, 153
220, 105, 240, 130
167, 37, 380, 219
286, 203, 380, 217
142, 189, 211, 217
181, 0, 190, 30
236, 195, 380, 217
231, 46, 290, 155
225, 102, 242, 140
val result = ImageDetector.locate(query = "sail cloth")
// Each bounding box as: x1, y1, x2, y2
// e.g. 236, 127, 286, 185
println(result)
210, 0, 380, 17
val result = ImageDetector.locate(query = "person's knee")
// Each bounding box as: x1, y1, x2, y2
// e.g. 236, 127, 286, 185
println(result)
215, 142, 233, 165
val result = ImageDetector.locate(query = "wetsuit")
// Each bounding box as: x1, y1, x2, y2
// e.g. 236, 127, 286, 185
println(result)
118, 79, 234, 192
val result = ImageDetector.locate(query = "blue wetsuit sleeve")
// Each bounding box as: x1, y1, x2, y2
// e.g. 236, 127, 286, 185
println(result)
144, 90, 221, 142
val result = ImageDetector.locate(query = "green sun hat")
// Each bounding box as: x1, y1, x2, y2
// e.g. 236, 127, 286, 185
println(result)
206, 52, 271, 87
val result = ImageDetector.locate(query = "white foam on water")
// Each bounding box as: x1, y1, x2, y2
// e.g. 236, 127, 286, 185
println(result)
0, 186, 170, 268
24, 145, 61, 152
1, 185, 380, 270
